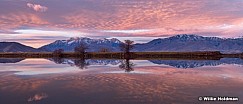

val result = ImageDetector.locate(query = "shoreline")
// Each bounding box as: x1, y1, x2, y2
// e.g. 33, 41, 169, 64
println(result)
0, 51, 241, 60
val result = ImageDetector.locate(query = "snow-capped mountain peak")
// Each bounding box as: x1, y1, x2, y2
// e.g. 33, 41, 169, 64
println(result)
40, 37, 122, 52
39, 35, 243, 53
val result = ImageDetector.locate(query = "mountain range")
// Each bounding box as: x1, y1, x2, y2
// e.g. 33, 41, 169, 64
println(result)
134, 35, 243, 53
1, 34, 243, 53
39, 37, 122, 52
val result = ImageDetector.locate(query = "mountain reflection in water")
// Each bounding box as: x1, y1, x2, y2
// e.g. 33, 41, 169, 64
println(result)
50, 58, 135, 72
48, 58, 243, 69
1, 58, 243, 69
51, 58, 90, 69
0, 58, 243, 69
0, 58, 24, 63
149, 58, 243, 68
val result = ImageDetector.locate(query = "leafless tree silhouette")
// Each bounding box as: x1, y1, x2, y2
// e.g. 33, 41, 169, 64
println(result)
99, 48, 110, 52
74, 58, 89, 69
53, 49, 64, 57
74, 43, 89, 58
119, 58, 135, 72
120, 40, 134, 58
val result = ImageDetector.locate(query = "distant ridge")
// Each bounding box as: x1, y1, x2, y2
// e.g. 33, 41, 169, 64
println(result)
39, 34, 243, 53
0, 42, 43, 52
133, 34, 243, 53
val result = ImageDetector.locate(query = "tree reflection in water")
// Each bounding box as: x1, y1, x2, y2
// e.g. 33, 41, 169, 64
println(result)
52, 57, 64, 64
119, 58, 135, 72
73, 58, 89, 69
52, 57, 136, 71
52, 58, 89, 69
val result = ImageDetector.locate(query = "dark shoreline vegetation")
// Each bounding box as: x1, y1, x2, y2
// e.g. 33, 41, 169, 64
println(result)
0, 51, 242, 60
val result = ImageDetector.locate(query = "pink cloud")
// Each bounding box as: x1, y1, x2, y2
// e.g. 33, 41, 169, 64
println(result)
0, 0, 243, 48
27, 3, 48, 12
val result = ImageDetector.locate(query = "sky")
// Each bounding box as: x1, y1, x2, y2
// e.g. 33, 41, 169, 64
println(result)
1, 0, 243, 48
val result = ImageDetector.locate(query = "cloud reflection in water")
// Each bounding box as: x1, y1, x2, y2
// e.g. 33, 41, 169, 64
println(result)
28, 93, 48, 102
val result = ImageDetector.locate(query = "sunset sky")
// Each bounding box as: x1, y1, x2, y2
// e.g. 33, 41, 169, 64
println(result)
1, 0, 243, 48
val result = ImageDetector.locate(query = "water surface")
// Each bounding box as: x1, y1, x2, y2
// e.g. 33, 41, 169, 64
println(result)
0, 58, 243, 104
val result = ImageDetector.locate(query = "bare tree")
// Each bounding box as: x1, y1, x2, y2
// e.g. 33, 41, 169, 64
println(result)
99, 48, 110, 52
119, 58, 135, 72
74, 43, 89, 59
120, 40, 134, 58
120, 40, 134, 53
53, 49, 64, 57
74, 43, 89, 54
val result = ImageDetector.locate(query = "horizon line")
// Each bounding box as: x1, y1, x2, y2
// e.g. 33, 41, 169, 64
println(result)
1, 34, 243, 48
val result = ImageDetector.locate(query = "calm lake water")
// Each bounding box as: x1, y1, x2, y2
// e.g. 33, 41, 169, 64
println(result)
0, 58, 243, 104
